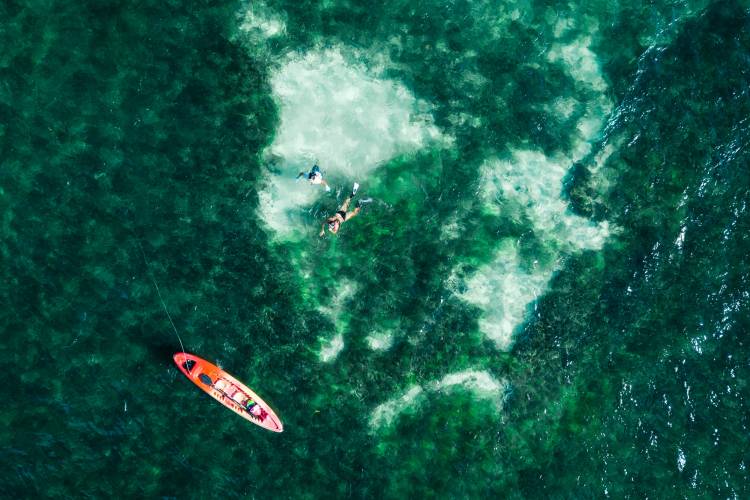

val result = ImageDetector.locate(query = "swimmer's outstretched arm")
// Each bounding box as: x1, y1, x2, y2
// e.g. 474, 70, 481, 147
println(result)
296, 172, 306, 179
319, 223, 327, 237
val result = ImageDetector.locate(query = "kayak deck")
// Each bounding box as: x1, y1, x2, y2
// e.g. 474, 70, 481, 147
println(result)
173, 352, 283, 432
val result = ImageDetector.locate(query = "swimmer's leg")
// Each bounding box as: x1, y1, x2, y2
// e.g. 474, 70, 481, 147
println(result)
346, 197, 372, 219
339, 196, 352, 212
345, 206, 361, 220
339, 183, 360, 210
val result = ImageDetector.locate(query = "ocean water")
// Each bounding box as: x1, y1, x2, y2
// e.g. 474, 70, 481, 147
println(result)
2, 0, 749, 497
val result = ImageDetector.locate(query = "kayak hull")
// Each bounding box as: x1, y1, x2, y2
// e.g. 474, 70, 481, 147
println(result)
173, 352, 283, 432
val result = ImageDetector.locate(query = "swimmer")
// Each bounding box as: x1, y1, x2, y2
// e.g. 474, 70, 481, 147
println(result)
319, 183, 371, 236
296, 163, 331, 192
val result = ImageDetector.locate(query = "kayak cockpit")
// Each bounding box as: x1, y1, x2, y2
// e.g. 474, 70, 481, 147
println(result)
214, 379, 246, 403
213, 378, 269, 421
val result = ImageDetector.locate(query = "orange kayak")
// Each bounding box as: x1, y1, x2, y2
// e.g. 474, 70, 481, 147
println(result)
173, 352, 283, 432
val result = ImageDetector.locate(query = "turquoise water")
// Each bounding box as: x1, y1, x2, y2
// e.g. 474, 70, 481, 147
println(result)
2, 0, 749, 497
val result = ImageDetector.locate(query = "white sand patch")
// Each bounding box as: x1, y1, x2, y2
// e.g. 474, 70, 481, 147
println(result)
440, 213, 462, 240
370, 385, 424, 429
238, 1, 285, 39
675, 226, 687, 250
319, 333, 344, 363
317, 279, 358, 320
677, 448, 687, 472
260, 47, 447, 236
458, 241, 550, 350
468, 0, 533, 39
549, 37, 613, 161
317, 280, 357, 363
457, 37, 615, 350
459, 151, 610, 348
587, 138, 625, 196
548, 37, 607, 93
481, 151, 611, 251
553, 18, 576, 38
431, 370, 508, 408
550, 96, 579, 120
370, 370, 508, 430
589, 141, 618, 175
366, 330, 394, 351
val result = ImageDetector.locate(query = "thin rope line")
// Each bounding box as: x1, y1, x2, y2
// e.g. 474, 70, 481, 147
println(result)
136, 239, 187, 356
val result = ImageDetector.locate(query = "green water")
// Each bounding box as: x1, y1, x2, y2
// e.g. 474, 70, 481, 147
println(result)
2, 0, 749, 497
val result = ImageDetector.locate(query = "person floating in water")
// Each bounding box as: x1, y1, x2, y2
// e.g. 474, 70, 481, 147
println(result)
319, 182, 372, 236
296, 163, 331, 192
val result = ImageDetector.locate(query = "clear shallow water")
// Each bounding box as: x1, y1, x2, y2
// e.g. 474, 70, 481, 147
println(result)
1, 0, 749, 497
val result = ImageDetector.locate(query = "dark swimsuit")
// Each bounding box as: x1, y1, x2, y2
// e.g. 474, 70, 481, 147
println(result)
336, 210, 347, 220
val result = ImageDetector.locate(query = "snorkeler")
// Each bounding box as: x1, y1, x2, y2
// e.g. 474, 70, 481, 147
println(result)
296, 163, 331, 192
319, 183, 372, 236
